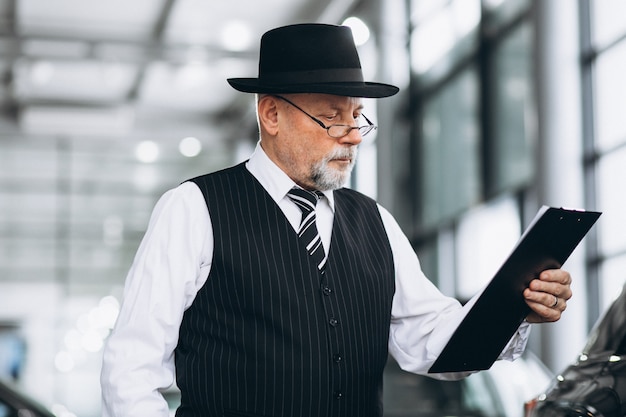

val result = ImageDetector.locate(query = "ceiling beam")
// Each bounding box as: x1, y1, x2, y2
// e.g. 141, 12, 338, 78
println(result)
126, 0, 177, 101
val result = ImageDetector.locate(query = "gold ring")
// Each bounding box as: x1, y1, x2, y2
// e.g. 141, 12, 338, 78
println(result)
552, 296, 558, 308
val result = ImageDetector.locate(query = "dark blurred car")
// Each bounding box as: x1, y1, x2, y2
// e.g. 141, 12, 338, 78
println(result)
525, 285, 626, 417
0, 379, 55, 417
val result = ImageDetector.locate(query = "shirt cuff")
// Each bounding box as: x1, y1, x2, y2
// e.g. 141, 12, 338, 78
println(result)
498, 320, 532, 361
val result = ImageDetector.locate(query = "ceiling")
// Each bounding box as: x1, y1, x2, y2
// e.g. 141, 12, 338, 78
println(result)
0, 0, 365, 298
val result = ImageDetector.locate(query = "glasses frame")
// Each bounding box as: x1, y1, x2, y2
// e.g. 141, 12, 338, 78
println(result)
273, 95, 377, 138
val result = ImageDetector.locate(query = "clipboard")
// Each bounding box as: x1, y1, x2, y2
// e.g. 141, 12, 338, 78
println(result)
428, 206, 602, 373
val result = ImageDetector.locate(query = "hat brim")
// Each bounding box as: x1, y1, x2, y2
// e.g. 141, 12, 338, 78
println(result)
227, 78, 399, 98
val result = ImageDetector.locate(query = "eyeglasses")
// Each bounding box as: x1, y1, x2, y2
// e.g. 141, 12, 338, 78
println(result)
273, 95, 377, 138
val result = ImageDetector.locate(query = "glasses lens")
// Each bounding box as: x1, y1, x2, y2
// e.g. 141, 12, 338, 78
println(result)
359, 125, 377, 137
327, 124, 378, 138
327, 125, 352, 138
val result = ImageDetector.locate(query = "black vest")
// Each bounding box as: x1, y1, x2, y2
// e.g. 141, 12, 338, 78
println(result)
175, 163, 395, 417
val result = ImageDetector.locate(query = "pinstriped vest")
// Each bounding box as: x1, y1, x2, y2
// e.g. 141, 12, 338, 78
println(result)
175, 162, 395, 417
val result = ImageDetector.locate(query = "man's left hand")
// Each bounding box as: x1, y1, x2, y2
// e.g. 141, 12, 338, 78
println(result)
523, 269, 572, 323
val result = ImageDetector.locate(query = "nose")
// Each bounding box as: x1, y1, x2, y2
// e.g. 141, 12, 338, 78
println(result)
337, 127, 363, 146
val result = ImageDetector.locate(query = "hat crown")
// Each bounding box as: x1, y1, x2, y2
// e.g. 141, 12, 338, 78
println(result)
258, 24, 362, 75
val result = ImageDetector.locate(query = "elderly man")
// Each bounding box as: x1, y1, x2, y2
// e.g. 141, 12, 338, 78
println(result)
101, 23, 572, 417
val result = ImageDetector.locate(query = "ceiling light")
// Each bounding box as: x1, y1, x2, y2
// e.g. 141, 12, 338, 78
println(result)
342, 17, 370, 46
135, 140, 160, 163
220, 20, 253, 51
179, 136, 202, 157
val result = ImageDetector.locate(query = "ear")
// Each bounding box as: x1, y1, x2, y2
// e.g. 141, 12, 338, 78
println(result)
257, 95, 280, 136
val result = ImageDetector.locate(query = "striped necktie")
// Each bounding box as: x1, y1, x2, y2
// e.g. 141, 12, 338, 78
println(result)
287, 187, 327, 271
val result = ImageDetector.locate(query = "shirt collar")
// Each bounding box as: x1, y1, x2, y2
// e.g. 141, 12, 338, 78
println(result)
245, 141, 335, 212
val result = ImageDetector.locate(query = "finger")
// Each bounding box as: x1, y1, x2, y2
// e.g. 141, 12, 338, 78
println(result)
539, 269, 572, 285
523, 288, 568, 311
551, 295, 558, 308
525, 297, 566, 323
528, 275, 573, 301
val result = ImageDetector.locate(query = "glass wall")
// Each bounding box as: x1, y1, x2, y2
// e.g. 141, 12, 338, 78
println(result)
419, 68, 481, 229
406, 0, 533, 295
396, 0, 626, 366
583, 0, 626, 314
488, 22, 534, 195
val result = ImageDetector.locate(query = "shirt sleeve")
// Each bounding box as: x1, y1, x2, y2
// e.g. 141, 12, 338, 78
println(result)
100, 182, 213, 417
379, 204, 530, 380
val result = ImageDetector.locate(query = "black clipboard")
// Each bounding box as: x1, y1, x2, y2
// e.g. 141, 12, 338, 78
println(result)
428, 206, 601, 373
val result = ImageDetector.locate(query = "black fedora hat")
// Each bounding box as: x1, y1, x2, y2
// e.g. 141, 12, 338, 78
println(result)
227, 23, 399, 98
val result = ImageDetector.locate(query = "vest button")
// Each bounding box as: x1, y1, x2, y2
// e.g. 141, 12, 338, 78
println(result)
322, 286, 332, 296
334, 390, 343, 400
329, 318, 338, 327
333, 354, 343, 363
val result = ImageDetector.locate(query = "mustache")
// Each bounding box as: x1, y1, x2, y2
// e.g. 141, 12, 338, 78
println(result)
325, 146, 358, 161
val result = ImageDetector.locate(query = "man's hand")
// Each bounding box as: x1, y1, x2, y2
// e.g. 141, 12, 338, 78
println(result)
523, 269, 572, 323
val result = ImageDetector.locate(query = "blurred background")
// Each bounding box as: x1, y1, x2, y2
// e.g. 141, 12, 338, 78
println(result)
0, 0, 625, 416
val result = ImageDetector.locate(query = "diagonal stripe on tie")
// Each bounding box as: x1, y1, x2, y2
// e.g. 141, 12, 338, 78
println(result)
287, 187, 327, 271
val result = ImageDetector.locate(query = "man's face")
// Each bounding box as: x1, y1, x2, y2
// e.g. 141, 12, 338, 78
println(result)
261, 93, 365, 191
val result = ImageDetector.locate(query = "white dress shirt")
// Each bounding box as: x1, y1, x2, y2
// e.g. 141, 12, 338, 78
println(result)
100, 143, 530, 417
